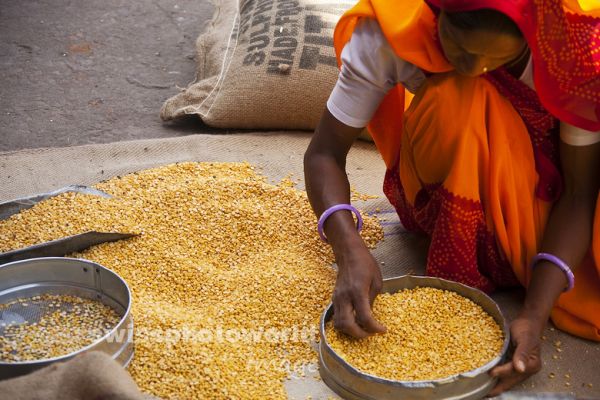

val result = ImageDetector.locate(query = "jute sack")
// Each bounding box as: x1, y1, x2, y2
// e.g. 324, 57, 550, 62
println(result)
0, 352, 147, 400
160, 0, 356, 130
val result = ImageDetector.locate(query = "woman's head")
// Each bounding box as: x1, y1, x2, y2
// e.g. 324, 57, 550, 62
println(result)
438, 9, 528, 76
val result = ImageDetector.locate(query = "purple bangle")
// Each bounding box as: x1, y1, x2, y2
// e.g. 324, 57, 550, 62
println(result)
531, 253, 575, 292
317, 204, 363, 243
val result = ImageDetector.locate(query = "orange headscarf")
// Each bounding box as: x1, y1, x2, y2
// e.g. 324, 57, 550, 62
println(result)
425, 0, 600, 131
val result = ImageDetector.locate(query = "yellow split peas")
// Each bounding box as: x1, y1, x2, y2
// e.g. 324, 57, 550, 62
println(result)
0, 162, 383, 399
326, 287, 504, 381
0, 294, 120, 362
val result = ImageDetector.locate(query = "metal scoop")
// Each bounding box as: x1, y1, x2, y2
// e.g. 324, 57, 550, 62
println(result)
0, 185, 137, 265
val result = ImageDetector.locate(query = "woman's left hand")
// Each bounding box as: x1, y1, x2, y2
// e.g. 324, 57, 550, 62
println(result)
488, 315, 543, 396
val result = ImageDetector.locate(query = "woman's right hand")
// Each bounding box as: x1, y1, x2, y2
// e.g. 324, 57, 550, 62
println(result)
304, 109, 386, 338
332, 244, 387, 338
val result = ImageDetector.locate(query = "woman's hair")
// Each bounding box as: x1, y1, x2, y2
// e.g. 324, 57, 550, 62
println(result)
444, 9, 523, 37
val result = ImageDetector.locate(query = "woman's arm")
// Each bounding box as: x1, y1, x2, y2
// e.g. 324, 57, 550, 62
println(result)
522, 140, 600, 325
490, 137, 600, 395
304, 17, 424, 338
304, 109, 387, 338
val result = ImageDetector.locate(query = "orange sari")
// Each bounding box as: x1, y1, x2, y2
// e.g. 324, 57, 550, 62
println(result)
333, 0, 600, 341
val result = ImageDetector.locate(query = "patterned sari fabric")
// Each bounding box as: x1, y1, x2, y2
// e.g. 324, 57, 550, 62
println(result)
426, 0, 600, 131
386, 73, 549, 293
333, 0, 600, 340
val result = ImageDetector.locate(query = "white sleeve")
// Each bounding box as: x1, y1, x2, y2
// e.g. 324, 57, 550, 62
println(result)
518, 55, 535, 90
560, 122, 600, 146
326, 18, 426, 128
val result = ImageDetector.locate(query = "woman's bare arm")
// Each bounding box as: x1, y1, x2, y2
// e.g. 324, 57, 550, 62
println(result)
490, 138, 600, 395
304, 109, 387, 338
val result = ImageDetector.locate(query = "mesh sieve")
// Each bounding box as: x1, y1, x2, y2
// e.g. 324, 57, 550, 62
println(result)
0, 293, 121, 362
0, 258, 134, 380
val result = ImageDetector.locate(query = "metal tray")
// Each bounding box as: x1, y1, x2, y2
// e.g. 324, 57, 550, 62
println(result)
0, 185, 137, 265
318, 275, 510, 400
0, 257, 134, 380
0, 185, 111, 220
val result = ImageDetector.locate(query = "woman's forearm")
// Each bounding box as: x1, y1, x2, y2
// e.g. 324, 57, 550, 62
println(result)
522, 193, 596, 323
304, 149, 365, 252
304, 109, 365, 253
304, 110, 387, 337
522, 140, 600, 323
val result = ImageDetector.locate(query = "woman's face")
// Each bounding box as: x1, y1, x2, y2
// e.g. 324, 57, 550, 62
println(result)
438, 11, 527, 77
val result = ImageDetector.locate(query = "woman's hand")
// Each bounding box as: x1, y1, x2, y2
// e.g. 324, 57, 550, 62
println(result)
488, 315, 544, 396
489, 139, 600, 396
304, 110, 386, 338
332, 244, 387, 338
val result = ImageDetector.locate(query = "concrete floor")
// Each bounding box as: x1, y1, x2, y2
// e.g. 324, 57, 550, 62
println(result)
0, 0, 222, 152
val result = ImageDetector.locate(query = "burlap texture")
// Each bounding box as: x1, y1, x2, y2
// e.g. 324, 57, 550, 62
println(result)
160, 0, 355, 130
1, 134, 598, 398
0, 352, 148, 400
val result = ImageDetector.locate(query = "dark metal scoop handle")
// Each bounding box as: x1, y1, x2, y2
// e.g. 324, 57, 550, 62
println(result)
0, 232, 137, 265
0, 185, 112, 221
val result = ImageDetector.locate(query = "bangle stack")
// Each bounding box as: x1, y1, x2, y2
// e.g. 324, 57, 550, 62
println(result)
530, 253, 575, 292
317, 204, 363, 243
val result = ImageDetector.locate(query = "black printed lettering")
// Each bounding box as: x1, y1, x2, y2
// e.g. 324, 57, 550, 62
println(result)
271, 47, 294, 61
252, 14, 270, 28
274, 37, 298, 48
253, 0, 274, 15
274, 26, 299, 37
248, 35, 270, 51
305, 35, 334, 47
240, 13, 254, 35
243, 51, 267, 66
299, 45, 337, 69
240, 0, 256, 15
274, 16, 298, 27
275, 8, 301, 17
277, 0, 300, 9
251, 21, 271, 37
304, 14, 335, 34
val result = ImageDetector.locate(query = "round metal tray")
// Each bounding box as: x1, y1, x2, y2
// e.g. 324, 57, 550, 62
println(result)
319, 275, 510, 400
0, 257, 134, 380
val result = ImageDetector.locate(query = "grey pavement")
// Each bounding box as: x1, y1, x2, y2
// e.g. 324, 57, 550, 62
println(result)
0, 0, 222, 152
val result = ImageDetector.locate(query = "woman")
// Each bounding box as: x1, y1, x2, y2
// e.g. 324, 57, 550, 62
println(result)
304, 0, 600, 394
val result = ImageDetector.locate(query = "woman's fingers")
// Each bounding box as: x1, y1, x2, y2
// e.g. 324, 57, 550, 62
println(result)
333, 293, 370, 338
488, 360, 536, 397
512, 335, 541, 374
368, 275, 383, 305
489, 362, 513, 380
332, 252, 385, 338
333, 285, 385, 338
488, 319, 542, 397
488, 361, 525, 397
354, 293, 387, 334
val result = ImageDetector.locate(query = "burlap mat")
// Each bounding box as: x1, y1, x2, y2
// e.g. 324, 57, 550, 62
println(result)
1, 133, 598, 399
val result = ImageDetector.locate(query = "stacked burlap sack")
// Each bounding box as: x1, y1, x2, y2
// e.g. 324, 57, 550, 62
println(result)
160, 0, 359, 132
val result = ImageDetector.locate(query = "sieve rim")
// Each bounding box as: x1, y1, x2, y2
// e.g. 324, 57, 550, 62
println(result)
0, 257, 133, 367
319, 275, 510, 388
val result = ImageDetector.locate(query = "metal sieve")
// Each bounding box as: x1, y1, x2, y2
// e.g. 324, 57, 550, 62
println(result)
0, 257, 134, 380
318, 275, 510, 400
